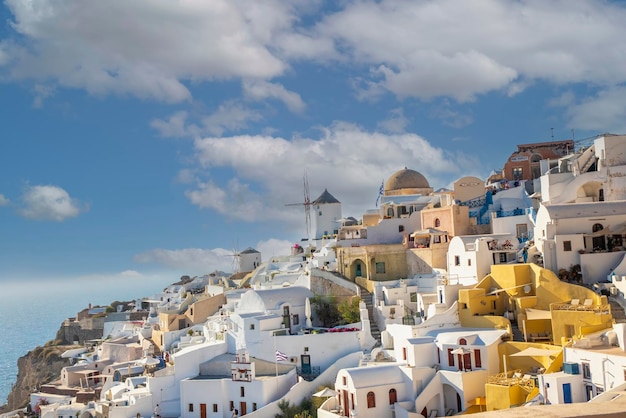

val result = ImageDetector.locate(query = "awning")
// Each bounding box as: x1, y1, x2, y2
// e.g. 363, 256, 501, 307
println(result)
411, 228, 448, 237
525, 308, 551, 320
509, 347, 560, 357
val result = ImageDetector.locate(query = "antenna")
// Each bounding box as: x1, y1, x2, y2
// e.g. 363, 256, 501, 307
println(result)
285, 171, 312, 243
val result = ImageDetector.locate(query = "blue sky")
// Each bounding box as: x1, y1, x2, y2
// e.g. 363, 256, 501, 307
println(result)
2, 0, 626, 284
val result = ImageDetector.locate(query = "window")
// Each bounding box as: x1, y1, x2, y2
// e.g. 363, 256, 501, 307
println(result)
499, 253, 507, 263
230, 401, 234, 411
448, 348, 454, 366
513, 167, 523, 180
592, 223, 604, 233
454, 256, 460, 266
389, 388, 397, 405
376, 262, 385, 274
474, 349, 482, 368
367, 392, 376, 408
188, 404, 193, 412
563, 241, 572, 251
459, 338, 467, 345
253, 403, 257, 411
343, 376, 347, 385
240, 386, 245, 397
433, 235, 441, 244
250, 324, 255, 330
213, 404, 218, 413
399, 225, 404, 232
292, 314, 299, 325
583, 362, 591, 379
467, 258, 472, 266
435, 218, 441, 227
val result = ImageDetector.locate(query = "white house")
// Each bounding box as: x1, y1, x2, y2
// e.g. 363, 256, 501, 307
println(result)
534, 201, 626, 283
180, 350, 297, 418
561, 323, 626, 401
447, 234, 519, 285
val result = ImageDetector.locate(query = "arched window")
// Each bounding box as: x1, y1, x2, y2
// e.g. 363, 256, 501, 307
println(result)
592, 223, 604, 233
389, 388, 397, 405
459, 338, 467, 345
434, 218, 441, 228
530, 153, 542, 163
367, 392, 376, 408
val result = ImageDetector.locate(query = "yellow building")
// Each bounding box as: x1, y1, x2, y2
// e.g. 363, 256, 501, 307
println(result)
336, 243, 408, 291
458, 264, 612, 347
152, 292, 226, 351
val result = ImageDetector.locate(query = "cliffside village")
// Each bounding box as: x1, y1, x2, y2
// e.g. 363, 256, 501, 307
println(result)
13, 134, 626, 418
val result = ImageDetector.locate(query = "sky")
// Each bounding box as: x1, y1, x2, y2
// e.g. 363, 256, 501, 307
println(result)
2, 0, 626, 285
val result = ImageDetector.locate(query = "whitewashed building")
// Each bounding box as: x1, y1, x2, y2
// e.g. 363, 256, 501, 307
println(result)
447, 234, 519, 285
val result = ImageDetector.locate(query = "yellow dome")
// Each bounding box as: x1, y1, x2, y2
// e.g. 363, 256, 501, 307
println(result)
384, 168, 430, 193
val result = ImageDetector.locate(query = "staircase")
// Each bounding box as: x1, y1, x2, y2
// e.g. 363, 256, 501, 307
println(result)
358, 286, 382, 347
609, 297, 626, 323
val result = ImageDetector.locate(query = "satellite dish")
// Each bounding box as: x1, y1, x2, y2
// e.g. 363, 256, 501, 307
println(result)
523, 285, 531, 294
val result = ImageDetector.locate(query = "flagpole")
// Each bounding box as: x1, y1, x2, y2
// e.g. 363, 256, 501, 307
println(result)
274, 335, 278, 379
274, 335, 279, 390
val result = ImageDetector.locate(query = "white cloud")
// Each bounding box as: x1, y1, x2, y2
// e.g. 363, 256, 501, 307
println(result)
150, 111, 198, 138
317, 0, 626, 100
0, 194, 9, 206
120, 270, 143, 278
429, 100, 473, 129
3, 0, 290, 102
202, 101, 263, 136
32, 83, 55, 108
133, 247, 239, 273
377, 108, 409, 133
255, 238, 293, 259
184, 122, 479, 224
563, 86, 626, 133
6, 1, 626, 105
243, 79, 306, 113
17, 184, 86, 221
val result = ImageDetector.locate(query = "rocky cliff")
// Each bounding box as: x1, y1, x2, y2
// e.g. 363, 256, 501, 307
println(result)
0, 340, 74, 413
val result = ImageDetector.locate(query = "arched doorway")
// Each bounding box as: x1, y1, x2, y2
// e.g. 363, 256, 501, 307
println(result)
350, 259, 365, 279
443, 384, 462, 415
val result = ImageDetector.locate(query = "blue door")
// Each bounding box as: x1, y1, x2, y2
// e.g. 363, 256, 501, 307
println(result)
563, 383, 572, 403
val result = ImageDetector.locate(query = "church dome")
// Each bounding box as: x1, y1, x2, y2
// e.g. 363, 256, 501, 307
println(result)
384, 168, 430, 193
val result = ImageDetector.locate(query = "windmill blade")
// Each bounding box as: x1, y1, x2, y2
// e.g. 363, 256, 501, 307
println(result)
284, 171, 312, 243
304, 172, 311, 243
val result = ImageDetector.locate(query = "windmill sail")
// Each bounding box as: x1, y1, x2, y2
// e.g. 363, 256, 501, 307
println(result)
285, 171, 311, 243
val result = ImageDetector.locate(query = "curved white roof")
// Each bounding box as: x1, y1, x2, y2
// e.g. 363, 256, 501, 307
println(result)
237, 286, 313, 314
540, 201, 626, 219
342, 364, 404, 389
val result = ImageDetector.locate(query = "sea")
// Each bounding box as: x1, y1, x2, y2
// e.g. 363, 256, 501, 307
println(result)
0, 275, 175, 406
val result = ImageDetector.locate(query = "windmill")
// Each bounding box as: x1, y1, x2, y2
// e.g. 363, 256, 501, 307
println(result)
223, 241, 241, 274
285, 172, 312, 243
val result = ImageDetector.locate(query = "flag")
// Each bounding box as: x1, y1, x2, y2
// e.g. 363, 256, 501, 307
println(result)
275, 350, 288, 362
375, 180, 384, 207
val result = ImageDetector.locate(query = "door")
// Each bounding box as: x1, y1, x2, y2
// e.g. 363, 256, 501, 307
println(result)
301, 354, 311, 375
240, 401, 247, 416
563, 383, 572, 403
200, 404, 206, 418
282, 306, 290, 330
